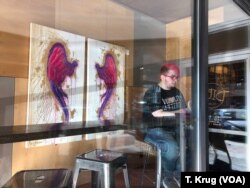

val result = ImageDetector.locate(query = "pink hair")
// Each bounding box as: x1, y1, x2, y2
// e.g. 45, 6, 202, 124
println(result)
160, 63, 180, 76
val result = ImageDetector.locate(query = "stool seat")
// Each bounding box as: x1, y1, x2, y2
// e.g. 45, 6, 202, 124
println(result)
2, 169, 72, 188
72, 149, 130, 188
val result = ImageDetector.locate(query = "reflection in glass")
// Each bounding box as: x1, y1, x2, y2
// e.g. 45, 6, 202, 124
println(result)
208, 60, 246, 172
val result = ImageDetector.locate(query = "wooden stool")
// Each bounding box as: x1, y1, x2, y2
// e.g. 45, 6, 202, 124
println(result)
72, 149, 130, 188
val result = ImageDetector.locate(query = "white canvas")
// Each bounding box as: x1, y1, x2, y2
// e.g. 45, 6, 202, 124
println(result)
86, 38, 126, 139
26, 23, 85, 147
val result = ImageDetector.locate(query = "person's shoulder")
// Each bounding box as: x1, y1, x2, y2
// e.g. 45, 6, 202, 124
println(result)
172, 87, 181, 92
146, 84, 160, 92
144, 84, 160, 97
174, 88, 186, 99
171, 87, 184, 95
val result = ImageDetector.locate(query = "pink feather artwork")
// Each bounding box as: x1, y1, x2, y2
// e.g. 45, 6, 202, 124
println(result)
95, 53, 117, 122
47, 42, 78, 122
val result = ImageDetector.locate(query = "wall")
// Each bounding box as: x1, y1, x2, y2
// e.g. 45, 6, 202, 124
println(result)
0, 78, 15, 186
165, 7, 225, 102
166, 7, 225, 61
133, 12, 167, 86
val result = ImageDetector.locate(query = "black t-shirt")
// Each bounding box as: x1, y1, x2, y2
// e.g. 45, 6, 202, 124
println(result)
161, 87, 186, 111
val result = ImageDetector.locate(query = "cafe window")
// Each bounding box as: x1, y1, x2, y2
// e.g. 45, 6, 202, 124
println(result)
208, 60, 246, 130
208, 57, 248, 171
208, 2, 250, 169
0, 0, 198, 187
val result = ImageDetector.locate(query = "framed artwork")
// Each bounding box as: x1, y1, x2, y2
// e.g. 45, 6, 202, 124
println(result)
86, 38, 126, 139
26, 23, 85, 147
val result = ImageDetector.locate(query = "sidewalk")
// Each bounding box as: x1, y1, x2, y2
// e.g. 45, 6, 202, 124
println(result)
209, 140, 247, 171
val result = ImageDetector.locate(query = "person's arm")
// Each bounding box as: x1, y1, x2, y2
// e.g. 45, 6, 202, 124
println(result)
152, 108, 188, 117
152, 109, 175, 117
142, 86, 161, 121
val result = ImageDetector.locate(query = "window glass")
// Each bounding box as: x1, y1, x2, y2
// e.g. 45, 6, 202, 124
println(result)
208, 60, 247, 171
0, 1, 198, 187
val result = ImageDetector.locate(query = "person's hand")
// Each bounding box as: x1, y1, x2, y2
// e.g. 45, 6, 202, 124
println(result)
152, 109, 175, 117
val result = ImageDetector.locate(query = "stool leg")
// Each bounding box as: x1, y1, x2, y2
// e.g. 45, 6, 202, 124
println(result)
140, 151, 149, 187
72, 161, 80, 188
91, 171, 100, 188
156, 147, 162, 188
122, 164, 130, 188
102, 166, 115, 188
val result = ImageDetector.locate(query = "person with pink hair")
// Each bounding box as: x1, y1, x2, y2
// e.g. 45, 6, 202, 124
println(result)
142, 62, 187, 185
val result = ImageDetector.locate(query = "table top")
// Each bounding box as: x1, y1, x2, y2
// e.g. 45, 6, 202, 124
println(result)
0, 114, 190, 144
0, 121, 128, 144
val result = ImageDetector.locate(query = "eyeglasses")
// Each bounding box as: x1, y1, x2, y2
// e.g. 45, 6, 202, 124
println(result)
164, 75, 179, 80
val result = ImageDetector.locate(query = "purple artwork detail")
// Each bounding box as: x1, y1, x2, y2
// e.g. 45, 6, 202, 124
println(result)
47, 42, 78, 122
95, 53, 117, 120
